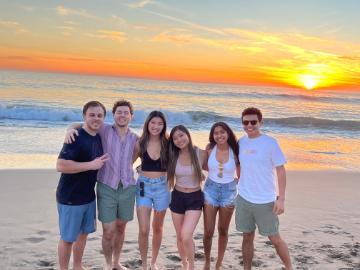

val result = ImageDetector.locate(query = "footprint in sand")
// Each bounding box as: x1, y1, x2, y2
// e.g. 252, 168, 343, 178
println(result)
37, 230, 50, 235
166, 254, 181, 262
124, 259, 142, 268
24, 237, 46, 243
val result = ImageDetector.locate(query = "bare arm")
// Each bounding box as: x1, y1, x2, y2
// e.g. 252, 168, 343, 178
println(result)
273, 165, 286, 215
236, 164, 240, 180
132, 140, 140, 163
56, 154, 109, 174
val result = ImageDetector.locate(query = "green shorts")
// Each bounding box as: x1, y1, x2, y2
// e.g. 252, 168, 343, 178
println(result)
96, 181, 136, 223
235, 195, 279, 236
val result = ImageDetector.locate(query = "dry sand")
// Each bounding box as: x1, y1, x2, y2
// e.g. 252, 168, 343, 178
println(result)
0, 169, 359, 269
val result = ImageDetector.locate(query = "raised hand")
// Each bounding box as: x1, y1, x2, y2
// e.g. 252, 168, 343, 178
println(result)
90, 153, 110, 170
65, 128, 79, 144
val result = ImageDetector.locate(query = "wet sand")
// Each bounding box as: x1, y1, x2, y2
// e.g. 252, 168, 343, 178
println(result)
0, 169, 359, 269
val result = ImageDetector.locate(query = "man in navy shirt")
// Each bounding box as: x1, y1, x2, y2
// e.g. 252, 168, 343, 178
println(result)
56, 101, 109, 270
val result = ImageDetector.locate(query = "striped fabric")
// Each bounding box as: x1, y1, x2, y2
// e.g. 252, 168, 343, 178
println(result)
97, 124, 138, 189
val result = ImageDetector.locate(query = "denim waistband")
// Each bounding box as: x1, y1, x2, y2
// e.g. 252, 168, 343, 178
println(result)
138, 175, 167, 184
206, 177, 236, 186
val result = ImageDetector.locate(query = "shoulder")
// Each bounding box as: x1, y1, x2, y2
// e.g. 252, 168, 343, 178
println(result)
205, 143, 213, 154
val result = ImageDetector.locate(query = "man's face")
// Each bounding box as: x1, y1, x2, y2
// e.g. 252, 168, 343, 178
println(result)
83, 106, 105, 132
113, 105, 132, 128
242, 114, 261, 138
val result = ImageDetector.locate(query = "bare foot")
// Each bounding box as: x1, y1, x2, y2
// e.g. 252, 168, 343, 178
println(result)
215, 261, 222, 270
74, 266, 90, 270
181, 260, 189, 270
103, 264, 112, 270
112, 263, 128, 270
150, 263, 159, 270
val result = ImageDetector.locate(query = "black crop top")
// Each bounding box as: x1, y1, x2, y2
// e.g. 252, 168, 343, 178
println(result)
141, 150, 167, 172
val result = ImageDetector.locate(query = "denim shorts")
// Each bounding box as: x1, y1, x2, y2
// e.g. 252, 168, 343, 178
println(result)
203, 178, 238, 207
57, 200, 96, 243
136, 175, 170, 212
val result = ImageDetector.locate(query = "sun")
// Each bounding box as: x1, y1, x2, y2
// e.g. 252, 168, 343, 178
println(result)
300, 74, 319, 90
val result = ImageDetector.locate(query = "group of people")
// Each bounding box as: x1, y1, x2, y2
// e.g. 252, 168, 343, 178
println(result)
56, 99, 292, 270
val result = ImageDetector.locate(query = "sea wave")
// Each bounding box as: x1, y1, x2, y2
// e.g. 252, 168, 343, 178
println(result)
0, 104, 359, 131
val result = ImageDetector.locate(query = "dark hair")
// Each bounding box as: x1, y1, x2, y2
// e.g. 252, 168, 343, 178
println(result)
167, 125, 203, 189
208, 122, 239, 164
241, 107, 262, 122
112, 99, 134, 115
82, 101, 106, 116
139, 111, 168, 169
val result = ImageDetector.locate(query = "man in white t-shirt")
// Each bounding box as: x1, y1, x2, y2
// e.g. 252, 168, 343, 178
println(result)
235, 107, 292, 270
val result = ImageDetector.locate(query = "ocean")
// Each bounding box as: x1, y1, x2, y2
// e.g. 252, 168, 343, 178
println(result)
0, 70, 359, 170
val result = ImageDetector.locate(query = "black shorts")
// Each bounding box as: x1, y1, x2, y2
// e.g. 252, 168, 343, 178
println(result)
169, 188, 204, 214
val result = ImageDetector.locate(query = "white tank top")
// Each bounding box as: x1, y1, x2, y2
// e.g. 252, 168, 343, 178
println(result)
207, 145, 236, 184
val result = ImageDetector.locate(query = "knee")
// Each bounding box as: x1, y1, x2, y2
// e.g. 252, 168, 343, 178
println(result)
139, 227, 150, 238
181, 232, 193, 245
217, 226, 228, 237
203, 229, 214, 240
102, 229, 114, 241
268, 235, 282, 247
152, 225, 163, 236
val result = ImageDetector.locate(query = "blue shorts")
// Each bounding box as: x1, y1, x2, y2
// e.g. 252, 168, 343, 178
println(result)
136, 175, 170, 212
57, 200, 96, 242
203, 178, 238, 207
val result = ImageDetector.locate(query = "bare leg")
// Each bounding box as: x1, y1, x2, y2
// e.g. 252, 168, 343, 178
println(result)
268, 234, 292, 270
137, 207, 152, 270
112, 220, 128, 270
242, 232, 255, 270
171, 212, 187, 270
58, 239, 72, 270
203, 204, 218, 270
102, 221, 116, 270
181, 210, 202, 270
151, 210, 167, 270
73, 233, 88, 270
215, 206, 234, 270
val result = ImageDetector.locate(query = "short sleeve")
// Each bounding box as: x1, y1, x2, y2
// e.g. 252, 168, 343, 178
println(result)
271, 139, 286, 167
58, 140, 80, 160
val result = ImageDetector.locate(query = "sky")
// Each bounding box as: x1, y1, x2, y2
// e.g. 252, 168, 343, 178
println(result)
1, 0, 360, 91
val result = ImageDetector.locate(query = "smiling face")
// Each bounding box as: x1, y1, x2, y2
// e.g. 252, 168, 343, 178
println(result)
83, 105, 105, 133
242, 114, 261, 138
213, 125, 229, 146
148, 116, 164, 137
172, 129, 190, 150
113, 105, 132, 128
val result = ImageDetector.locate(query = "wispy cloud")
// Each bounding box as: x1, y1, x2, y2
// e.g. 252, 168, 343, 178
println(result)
0, 20, 27, 33
87, 30, 127, 43
151, 30, 193, 44
56, 5, 98, 20
127, 0, 153, 9
111, 15, 127, 25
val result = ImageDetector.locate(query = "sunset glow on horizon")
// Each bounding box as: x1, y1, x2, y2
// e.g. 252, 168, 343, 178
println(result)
1, 1, 360, 91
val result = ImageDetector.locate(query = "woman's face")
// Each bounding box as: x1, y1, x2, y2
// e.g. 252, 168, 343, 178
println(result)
213, 126, 229, 145
148, 116, 164, 136
172, 129, 190, 149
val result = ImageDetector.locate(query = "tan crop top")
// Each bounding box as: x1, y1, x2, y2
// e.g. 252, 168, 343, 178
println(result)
175, 148, 201, 189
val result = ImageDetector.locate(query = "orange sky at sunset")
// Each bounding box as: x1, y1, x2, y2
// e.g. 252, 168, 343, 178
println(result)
1, 1, 360, 91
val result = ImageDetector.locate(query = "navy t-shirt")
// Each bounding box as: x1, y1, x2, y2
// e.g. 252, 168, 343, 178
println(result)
56, 128, 103, 205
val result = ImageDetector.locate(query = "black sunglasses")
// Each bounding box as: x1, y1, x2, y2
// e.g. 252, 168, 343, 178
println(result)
242, 120, 258, 126
139, 182, 145, 197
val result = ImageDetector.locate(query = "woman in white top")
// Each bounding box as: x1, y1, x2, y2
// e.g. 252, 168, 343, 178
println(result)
203, 122, 240, 270
167, 125, 207, 270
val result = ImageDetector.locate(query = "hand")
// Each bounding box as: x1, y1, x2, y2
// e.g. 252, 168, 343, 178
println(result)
90, 154, 110, 170
65, 128, 79, 144
273, 199, 285, 215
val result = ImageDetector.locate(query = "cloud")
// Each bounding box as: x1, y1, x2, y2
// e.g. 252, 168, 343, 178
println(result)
151, 30, 193, 44
56, 5, 98, 19
111, 15, 127, 25
127, 0, 153, 9
0, 20, 26, 33
87, 30, 127, 43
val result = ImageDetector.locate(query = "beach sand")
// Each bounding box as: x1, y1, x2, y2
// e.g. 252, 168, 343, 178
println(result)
0, 169, 359, 270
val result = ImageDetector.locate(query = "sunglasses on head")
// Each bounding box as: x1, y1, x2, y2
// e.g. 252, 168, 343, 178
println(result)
242, 120, 258, 126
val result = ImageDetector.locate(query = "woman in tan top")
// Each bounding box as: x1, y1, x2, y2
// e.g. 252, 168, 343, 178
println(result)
167, 125, 207, 270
